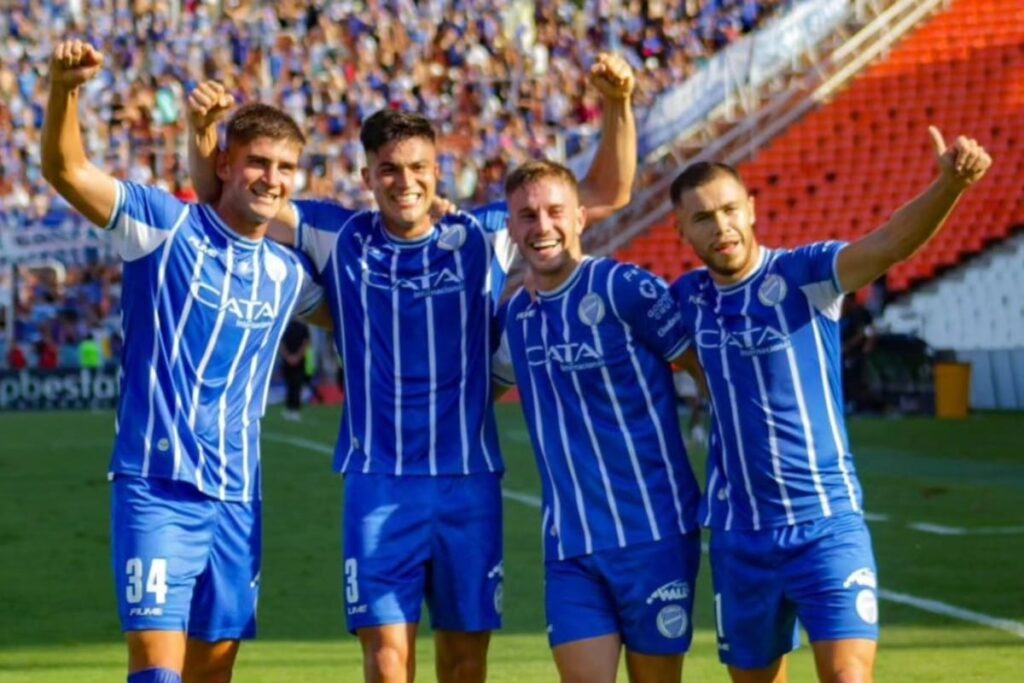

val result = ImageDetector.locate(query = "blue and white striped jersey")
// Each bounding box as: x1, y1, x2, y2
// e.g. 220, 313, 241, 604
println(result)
107, 182, 323, 502
494, 258, 701, 561
293, 200, 515, 476
670, 243, 863, 531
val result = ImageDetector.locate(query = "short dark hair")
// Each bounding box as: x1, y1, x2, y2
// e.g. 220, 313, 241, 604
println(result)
359, 109, 437, 154
225, 103, 306, 148
504, 159, 579, 198
669, 161, 744, 206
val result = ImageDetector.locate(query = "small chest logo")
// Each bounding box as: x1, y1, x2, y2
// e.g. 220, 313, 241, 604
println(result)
438, 224, 467, 251
577, 293, 606, 326
757, 274, 787, 307
264, 252, 288, 283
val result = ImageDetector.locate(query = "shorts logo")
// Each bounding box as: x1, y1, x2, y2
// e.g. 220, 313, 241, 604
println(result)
488, 560, 504, 614
438, 224, 467, 251
656, 605, 688, 639
129, 607, 163, 617
578, 293, 606, 326
843, 568, 877, 590
856, 589, 878, 625
758, 274, 787, 307
646, 579, 690, 605
157, 438, 170, 452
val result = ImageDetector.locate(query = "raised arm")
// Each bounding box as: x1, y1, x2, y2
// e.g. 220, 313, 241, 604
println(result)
578, 53, 637, 225
41, 40, 118, 228
836, 127, 992, 292
186, 80, 234, 204
186, 82, 299, 241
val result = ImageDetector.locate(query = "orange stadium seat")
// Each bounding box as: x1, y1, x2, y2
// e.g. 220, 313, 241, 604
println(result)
619, 0, 1024, 293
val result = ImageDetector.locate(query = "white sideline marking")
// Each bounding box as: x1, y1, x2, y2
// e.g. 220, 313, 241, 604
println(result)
266, 431, 1024, 638
908, 522, 1024, 536
879, 590, 1024, 639
863, 512, 890, 522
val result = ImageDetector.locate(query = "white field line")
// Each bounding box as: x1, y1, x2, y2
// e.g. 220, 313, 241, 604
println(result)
879, 590, 1024, 639
907, 522, 1024, 536
266, 431, 1024, 638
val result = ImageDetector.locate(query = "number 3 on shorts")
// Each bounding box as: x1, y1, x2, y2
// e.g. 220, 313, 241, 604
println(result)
125, 557, 168, 605
344, 558, 359, 604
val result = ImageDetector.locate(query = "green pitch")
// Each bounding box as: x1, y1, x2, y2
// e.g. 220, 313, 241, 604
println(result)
1, 406, 1021, 681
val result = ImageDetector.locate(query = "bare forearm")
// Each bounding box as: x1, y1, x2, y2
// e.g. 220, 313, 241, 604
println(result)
580, 95, 636, 217
188, 124, 221, 203
42, 84, 87, 185
879, 175, 964, 263
42, 84, 113, 226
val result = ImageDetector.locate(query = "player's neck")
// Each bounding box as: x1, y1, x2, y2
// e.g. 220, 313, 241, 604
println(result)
381, 215, 433, 242
212, 201, 268, 242
710, 242, 762, 287
534, 257, 584, 295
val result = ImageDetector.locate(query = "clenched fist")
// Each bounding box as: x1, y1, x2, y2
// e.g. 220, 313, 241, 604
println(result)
589, 53, 635, 101
188, 80, 235, 132
49, 40, 104, 89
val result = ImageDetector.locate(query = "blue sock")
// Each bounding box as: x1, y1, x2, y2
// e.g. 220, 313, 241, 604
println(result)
127, 668, 182, 683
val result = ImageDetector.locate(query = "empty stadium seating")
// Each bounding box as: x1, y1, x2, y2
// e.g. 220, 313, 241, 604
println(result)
618, 0, 1024, 292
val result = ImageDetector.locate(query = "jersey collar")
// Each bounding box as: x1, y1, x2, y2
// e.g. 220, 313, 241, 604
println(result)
537, 257, 593, 301
713, 246, 771, 293
204, 204, 262, 250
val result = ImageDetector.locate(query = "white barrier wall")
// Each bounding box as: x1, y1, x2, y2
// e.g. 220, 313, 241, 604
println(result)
881, 232, 1024, 409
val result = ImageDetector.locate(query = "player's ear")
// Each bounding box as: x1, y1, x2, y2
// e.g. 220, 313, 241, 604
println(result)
360, 165, 370, 188
748, 194, 756, 228
576, 203, 587, 233
674, 210, 690, 245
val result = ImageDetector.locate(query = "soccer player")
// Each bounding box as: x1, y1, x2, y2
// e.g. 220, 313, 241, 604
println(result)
492, 160, 704, 683
41, 40, 324, 683
188, 54, 638, 683
667, 128, 991, 683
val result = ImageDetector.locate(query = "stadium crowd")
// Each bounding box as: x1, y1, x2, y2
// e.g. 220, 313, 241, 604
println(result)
1, 0, 790, 368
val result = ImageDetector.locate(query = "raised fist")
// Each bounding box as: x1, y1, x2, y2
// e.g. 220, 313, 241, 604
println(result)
589, 53, 636, 101
188, 80, 236, 132
49, 40, 104, 89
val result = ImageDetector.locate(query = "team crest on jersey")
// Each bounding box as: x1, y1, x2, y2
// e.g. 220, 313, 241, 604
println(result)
655, 604, 689, 639
577, 293, 606, 325
264, 252, 288, 283
757, 274, 788, 306
438, 224, 467, 251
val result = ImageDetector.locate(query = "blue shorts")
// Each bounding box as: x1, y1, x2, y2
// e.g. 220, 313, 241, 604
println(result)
709, 512, 879, 669
545, 533, 702, 655
111, 475, 261, 641
342, 473, 503, 633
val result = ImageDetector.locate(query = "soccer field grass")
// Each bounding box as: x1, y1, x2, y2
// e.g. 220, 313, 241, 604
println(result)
1, 406, 1022, 681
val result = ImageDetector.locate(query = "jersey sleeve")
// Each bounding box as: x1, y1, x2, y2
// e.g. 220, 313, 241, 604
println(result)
105, 181, 191, 262
293, 199, 358, 274
491, 299, 517, 387
471, 201, 518, 275
781, 241, 848, 320
609, 263, 691, 362
289, 248, 326, 318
